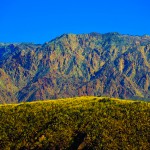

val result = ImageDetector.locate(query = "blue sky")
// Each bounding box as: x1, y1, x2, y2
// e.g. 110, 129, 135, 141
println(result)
0, 0, 150, 43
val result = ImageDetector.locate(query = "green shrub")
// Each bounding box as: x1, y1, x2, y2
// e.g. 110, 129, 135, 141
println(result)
0, 97, 149, 149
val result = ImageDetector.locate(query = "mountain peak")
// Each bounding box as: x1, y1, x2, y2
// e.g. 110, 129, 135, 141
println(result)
0, 32, 150, 103
104, 32, 120, 35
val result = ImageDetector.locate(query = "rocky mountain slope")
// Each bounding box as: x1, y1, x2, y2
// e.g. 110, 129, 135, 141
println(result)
0, 32, 150, 103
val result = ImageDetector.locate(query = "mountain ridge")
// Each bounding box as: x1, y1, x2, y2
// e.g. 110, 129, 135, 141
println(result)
0, 32, 150, 103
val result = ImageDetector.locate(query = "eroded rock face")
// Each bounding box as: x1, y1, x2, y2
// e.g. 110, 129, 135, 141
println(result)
0, 69, 18, 103
0, 33, 150, 103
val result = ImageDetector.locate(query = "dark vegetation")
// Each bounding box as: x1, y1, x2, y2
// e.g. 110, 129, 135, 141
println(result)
0, 96, 149, 149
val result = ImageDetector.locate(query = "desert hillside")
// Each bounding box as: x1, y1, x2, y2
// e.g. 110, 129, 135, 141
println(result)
0, 96, 149, 149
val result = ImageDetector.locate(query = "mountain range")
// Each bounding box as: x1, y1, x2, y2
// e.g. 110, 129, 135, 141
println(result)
0, 32, 150, 103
